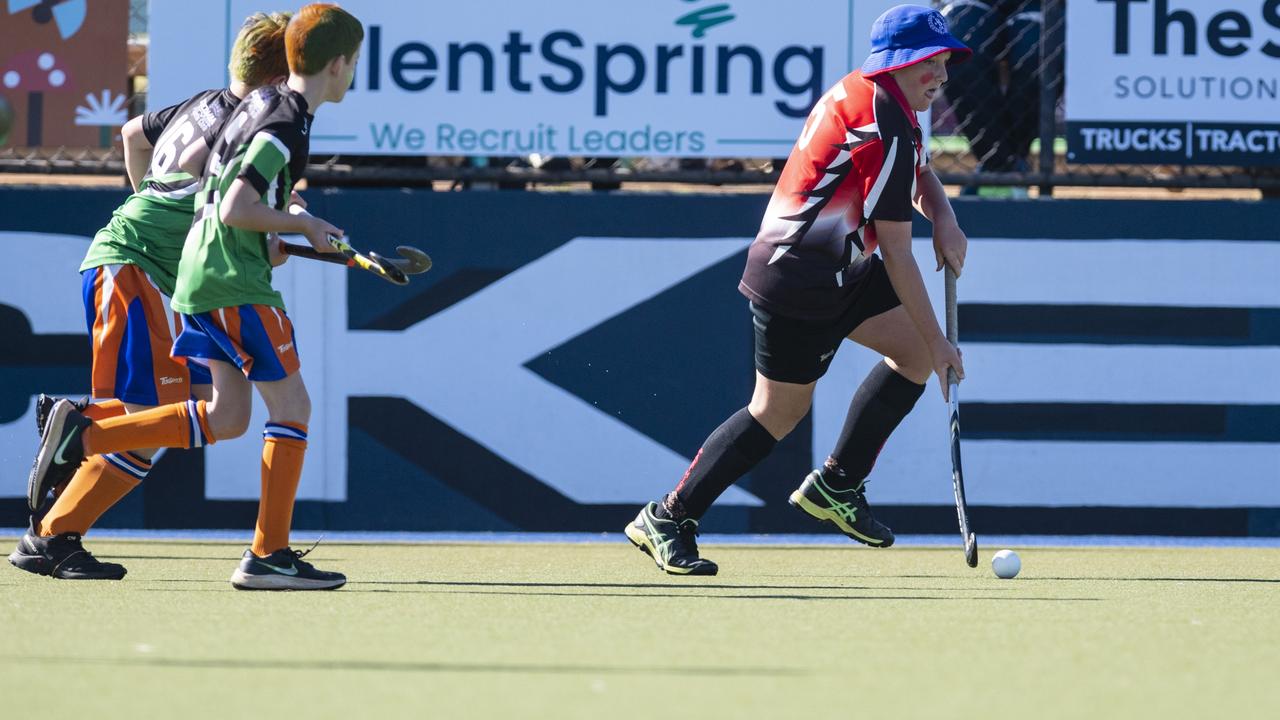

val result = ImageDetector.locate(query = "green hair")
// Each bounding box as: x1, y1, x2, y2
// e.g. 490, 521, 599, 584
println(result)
228, 11, 292, 85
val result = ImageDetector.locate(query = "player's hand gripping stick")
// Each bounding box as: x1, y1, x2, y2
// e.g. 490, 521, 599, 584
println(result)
280, 205, 423, 285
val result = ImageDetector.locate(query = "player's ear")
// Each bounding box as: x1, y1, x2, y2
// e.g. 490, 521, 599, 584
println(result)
326, 54, 347, 78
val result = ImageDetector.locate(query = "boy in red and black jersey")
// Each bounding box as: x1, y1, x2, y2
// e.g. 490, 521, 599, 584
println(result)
626, 5, 972, 575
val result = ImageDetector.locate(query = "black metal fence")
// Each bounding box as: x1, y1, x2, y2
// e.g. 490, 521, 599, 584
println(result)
1, 0, 1275, 192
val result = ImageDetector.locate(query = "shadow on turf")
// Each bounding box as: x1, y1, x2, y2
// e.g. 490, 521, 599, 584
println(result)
346, 588, 1100, 602
137, 580, 1100, 601
107, 556, 297, 562
9, 655, 802, 677
146, 578, 1014, 592
359, 580, 1011, 592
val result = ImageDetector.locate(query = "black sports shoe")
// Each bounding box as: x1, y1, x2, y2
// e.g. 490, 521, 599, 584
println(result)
230, 546, 347, 590
27, 399, 91, 512
34, 394, 89, 438
789, 470, 895, 547
624, 502, 718, 576
8, 518, 127, 580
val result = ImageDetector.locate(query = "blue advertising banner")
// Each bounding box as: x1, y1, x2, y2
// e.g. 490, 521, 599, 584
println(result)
1, 189, 1278, 536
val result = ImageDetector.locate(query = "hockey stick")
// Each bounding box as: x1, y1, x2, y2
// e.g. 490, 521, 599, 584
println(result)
323, 233, 408, 285
945, 265, 979, 568
280, 241, 431, 278
282, 205, 429, 285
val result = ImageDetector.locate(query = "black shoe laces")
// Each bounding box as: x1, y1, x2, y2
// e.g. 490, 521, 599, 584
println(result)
286, 537, 325, 570
49, 533, 103, 571
849, 480, 871, 509
676, 520, 701, 557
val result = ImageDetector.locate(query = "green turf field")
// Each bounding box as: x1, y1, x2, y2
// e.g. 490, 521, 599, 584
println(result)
2, 539, 1277, 719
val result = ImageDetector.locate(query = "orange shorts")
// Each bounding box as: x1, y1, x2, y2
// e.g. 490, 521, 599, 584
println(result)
82, 264, 210, 406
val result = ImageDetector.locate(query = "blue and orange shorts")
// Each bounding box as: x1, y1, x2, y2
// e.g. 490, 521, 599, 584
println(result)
81, 264, 212, 406
171, 304, 300, 382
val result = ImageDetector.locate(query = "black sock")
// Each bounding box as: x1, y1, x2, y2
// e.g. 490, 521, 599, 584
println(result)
666, 408, 777, 520
826, 361, 924, 488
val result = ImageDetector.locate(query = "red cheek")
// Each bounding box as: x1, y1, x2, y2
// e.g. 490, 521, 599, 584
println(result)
919, 72, 936, 85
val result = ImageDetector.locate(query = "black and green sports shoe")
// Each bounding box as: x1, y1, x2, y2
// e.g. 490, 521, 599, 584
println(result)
27, 399, 90, 512
229, 546, 346, 591
35, 394, 89, 438
789, 470, 895, 547
624, 502, 718, 576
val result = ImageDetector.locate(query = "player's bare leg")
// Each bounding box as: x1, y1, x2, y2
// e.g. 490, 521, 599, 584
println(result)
746, 373, 816, 440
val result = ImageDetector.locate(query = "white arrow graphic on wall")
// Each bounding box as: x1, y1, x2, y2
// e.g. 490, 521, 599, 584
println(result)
340, 237, 763, 506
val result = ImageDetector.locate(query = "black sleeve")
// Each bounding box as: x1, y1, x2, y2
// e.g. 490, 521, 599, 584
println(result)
866, 130, 916, 223
235, 121, 307, 198
140, 102, 183, 145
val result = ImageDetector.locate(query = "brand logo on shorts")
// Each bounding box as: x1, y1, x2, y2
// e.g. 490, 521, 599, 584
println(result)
819, 349, 836, 363
277, 342, 294, 354
160, 376, 183, 385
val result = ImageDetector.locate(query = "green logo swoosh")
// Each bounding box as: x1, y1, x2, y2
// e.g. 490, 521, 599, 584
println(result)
256, 560, 299, 576
53, 428, 80, 465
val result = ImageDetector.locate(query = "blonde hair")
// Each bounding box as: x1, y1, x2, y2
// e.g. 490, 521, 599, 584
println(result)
228, 11, 292, 85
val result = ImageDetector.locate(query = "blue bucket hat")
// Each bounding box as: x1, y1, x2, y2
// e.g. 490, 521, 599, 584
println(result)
861, 5, 971, 77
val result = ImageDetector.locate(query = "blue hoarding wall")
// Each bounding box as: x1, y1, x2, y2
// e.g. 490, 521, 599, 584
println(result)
1, 188, 1277, 536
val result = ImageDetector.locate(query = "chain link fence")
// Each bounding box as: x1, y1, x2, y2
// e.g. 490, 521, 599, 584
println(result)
1, 0, 1275, 191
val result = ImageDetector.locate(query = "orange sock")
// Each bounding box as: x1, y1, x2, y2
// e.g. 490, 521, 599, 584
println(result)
39, 452, 149, 536
83, 399, 213, 456
83, 399, 126, 422
251, 422, 308, 557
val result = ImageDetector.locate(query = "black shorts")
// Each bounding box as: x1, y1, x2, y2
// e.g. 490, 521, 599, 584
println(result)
751, 255, 901, 385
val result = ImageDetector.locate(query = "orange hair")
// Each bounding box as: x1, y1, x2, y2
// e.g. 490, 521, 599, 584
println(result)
285, 3, 364, 76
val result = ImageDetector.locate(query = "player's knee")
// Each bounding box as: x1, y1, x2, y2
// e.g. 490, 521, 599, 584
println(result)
267, 386, 311, 427
886, 352, 931, 385
883, 333, 932, 384
206, 399, 251, 440
749, 397, 810, 439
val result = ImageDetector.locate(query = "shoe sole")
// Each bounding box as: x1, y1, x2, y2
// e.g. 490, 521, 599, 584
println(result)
623, 521, 717, 576
230, 569, 347, 591
54, 567, 127, 580
8, 548, 125, 579
9, 549, 52, 576
35, 394, 53, 437
788, 490, 892, 548
28, 401, 73, 511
